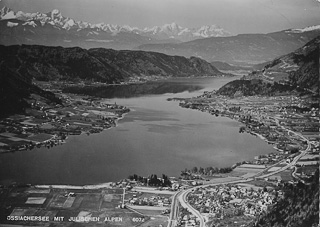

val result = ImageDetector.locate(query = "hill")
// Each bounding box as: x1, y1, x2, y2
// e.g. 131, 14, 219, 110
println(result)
0, 64, 61, 118
0, 44, 224, 84
216, 79, 302, 97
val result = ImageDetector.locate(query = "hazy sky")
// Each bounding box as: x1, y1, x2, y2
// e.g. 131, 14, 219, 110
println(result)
1, 0, 320, 34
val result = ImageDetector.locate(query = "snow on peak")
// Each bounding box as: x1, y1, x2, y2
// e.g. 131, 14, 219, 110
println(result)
0, 6, 16, 19
0, 6, 232, 41
193, 24, 231, 38
62, 18, 75, 29
121, 25, 138, 32
144, 26, 160, 33
51, 9, 60, 15
51, 9, 62, 20
22, 21, 37, 27
162, 22, 182, 31
141, 22, 231, 40
0, 6, 12, 14
7, 21, 19, 27
291, 25, 320, 32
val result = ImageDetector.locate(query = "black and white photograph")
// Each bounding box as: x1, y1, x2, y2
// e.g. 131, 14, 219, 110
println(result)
0, 0, 319, 226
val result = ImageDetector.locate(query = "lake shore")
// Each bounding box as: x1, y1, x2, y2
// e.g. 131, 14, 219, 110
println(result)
0, 77, 275, 186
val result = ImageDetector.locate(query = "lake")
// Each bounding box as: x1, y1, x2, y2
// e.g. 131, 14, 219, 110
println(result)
0, 77, 275, 185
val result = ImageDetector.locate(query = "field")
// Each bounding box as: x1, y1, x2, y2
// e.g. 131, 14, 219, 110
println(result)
0, 186, 167, 227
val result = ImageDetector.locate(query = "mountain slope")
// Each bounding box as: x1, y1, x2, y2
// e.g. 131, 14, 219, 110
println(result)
286, 37, 320, 92
245, 36, 320, 92
216, 79, 300, 97
137, 28, 320, 65
0, 44, 224, 84
216, 36, 320, 96
252, 170, 319, 227
0, 63, 61, 117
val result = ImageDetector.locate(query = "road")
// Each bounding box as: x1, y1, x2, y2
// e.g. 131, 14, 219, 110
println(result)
167, 119, 312, 227
255, 118, 312, 179
174, 178, 253, 227
167, 190, 182, 227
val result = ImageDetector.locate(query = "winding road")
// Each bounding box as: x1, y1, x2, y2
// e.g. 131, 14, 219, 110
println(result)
167, 118, 312, 227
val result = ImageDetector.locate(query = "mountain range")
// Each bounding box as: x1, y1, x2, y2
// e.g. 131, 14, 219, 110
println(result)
0, 6, 232, 50
138, 27, 320, 66
1, 6, 319, 67
139, 23, 232, 42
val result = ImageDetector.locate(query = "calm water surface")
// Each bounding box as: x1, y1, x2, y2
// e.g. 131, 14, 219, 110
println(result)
0, 77, 275, 185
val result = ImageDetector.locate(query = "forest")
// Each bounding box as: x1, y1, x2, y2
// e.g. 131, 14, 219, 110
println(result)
252, 169, 319, 227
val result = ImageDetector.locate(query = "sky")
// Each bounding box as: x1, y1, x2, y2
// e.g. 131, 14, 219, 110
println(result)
1, 0, 320, 34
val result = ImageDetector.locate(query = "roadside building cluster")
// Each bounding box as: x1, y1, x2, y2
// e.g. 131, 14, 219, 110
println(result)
127, 194, 171, 207
188, 184, 280, 220
177, 207, 200, 227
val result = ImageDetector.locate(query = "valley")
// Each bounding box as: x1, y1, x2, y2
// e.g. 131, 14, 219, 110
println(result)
0, 2, 319, 227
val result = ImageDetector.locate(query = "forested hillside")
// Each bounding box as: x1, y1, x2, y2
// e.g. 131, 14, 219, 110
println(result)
0, 64, 61, 117
0, 44, 223, 84
253, 170, 319, 227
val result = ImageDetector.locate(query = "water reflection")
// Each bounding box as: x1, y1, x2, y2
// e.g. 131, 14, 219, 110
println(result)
0, 77, 275, 185
63, 80, 203, 98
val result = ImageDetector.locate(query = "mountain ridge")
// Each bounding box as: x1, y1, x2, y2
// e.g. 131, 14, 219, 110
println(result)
137, 27, 320, 66
0, 6, 232, 44
1, 6, 319, 64
216, 36, 320, 97
0, 44, 225, 84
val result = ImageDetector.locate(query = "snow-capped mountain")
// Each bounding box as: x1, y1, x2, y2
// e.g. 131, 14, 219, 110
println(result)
0, 6, 150, 49
0, 6, 232, 42
0, 6, 15, 19
0, 7, 123, 33
1, 6, 318, 56
137, 22, 232, 41
194, 25, 231, 37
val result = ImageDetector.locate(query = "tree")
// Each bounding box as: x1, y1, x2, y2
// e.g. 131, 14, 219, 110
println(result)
192, 166, 198, 173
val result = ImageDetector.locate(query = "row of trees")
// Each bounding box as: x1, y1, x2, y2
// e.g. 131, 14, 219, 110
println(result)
128, 174, 171, 187
181, 166, 233, 177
